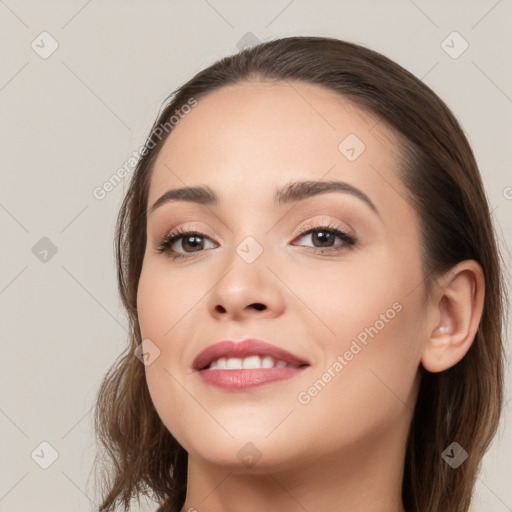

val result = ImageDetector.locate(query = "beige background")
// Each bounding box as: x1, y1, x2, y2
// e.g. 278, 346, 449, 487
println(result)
0, 1, 511, 511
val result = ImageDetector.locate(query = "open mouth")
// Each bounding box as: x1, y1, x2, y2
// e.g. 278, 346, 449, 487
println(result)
193, 339, 310, 391
204, 355, 305, 370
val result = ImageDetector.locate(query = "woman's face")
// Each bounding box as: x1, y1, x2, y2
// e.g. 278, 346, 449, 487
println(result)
137, 80, 428, 471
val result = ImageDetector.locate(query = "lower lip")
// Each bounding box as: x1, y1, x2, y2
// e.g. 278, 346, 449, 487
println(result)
198, 367, 308, 391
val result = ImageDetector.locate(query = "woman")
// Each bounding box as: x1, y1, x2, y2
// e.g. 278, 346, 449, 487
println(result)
92, 36, 508, 512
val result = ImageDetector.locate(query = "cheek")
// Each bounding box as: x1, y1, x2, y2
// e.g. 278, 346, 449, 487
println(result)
137, 262, 207, 444
284, 248, 403, 346
290, 247, 424, 419
314, 241, 425, 349
144, 358, 189, 443
137, 261, 198, 341
291, 295, 423, 455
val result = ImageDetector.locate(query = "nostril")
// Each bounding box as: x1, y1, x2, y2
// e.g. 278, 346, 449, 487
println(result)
215, 303, 265, 313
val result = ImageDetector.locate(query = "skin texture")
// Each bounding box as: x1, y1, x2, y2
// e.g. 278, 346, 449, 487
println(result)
136, 81, 485, 512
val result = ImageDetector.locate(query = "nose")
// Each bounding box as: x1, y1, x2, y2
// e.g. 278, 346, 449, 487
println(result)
215, 301, 266, 314
207, 251, 286, 322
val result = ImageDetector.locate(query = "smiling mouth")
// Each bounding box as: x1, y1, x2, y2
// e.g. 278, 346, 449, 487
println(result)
193, 338, 310, 391
204, 355, 304, 370
197, 354, 309, 391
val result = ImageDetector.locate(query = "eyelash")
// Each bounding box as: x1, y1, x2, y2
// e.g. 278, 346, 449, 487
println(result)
156, 222, 357, 261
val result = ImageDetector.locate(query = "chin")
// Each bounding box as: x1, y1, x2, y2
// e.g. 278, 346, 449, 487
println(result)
178, 426, 301, 470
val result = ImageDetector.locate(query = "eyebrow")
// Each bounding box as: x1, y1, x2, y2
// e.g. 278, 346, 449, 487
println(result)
147, 180, 380, 218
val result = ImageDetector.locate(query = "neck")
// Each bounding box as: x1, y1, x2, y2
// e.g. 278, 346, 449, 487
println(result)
181, 421, 409, 512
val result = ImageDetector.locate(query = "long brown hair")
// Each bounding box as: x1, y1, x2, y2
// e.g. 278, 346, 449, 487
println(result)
91, 36, 509, 512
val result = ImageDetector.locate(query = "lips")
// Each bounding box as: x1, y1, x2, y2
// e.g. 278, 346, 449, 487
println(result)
192, 338, 310, 391
192, 338, 310, 371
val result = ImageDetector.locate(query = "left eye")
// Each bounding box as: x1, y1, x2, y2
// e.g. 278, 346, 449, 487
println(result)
293, 226, 356, 250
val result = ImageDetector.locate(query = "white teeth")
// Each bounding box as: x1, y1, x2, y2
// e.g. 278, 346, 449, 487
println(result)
261, 356, 275, 368
207, 355, 295, 370
226, 357, 243, 369
243, 356, 261, 369
210, 357, 227, 369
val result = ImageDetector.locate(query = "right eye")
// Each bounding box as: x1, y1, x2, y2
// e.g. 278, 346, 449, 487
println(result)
157, 228, 217, 260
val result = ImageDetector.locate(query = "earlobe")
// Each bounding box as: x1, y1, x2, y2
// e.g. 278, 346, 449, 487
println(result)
421, 260, 485, 373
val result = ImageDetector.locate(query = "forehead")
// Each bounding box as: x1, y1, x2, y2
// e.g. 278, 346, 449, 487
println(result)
147, 80, 407, 212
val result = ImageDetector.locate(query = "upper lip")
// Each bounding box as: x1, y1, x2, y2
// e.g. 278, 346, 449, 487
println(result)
192, 338, 310, 370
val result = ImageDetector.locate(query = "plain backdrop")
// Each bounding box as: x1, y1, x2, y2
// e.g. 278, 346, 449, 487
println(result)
0, 1, 511, 511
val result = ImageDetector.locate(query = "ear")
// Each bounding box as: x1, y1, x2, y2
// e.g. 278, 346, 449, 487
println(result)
421, 260, 485, 373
